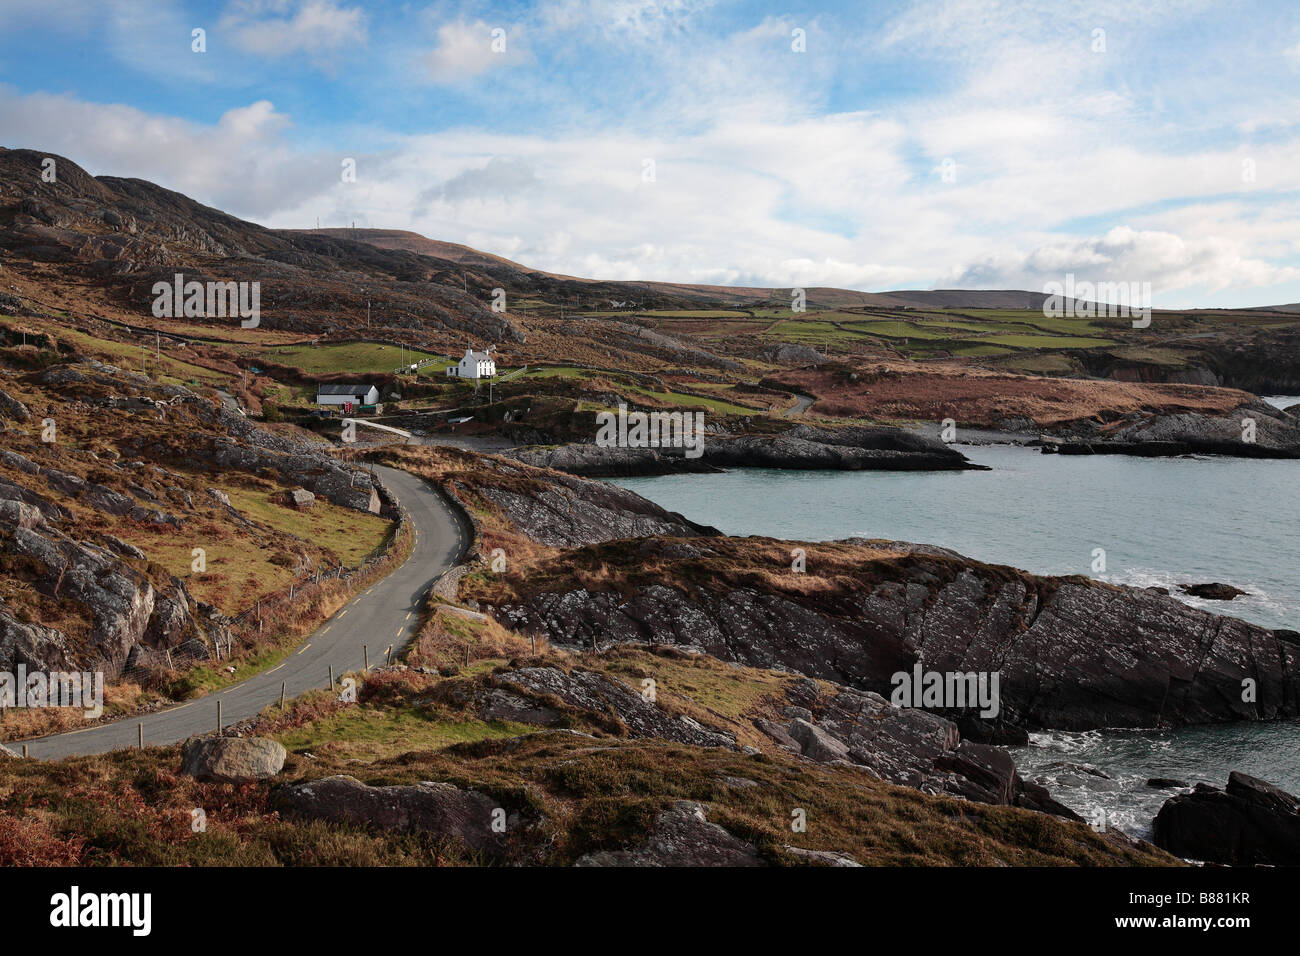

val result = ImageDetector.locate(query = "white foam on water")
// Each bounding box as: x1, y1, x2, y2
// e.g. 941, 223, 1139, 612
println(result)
1103, 567, 1294, 624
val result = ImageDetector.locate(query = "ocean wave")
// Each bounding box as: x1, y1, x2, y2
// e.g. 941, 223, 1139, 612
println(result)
1102, 567, 1295, 628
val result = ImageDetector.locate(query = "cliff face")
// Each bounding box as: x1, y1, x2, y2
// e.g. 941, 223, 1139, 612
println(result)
479, 538, 1299, 734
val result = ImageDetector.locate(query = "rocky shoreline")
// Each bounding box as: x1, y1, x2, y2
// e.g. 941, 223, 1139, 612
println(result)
504, 398, 1300, 477
1011, 400, 1300, 459
508, 424, 983, 476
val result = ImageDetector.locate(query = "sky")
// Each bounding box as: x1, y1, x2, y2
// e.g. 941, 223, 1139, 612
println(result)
1, 0, 1299, 307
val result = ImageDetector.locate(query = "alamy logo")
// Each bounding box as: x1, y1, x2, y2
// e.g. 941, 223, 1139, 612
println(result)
1042, 273, 1151, 328
0, 665, 102, 718
595, 403, 705, 459
50, 886, 151, 936
890, 664, 1000, 719
151, 273, 260, 328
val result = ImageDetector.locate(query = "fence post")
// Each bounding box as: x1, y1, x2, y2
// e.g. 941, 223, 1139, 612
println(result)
280, 682, 286, 709
217, 700, 222, 733
363, 645, 368, 670
328, 666, 333, 690
138, 723, 143, 749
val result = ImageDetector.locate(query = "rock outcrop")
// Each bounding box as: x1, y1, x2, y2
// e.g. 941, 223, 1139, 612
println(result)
0, 610, 74, 671
494, 666, 737, 748
574, 801, 764, 866
1152, 771, 1300, 865
755, 677, 1076, 816
275, 775, 518, 858
447, 662, 1069, 816
488, 543, 1300, 733
0, 517, 215, 675
459, 458, 716, 547
509, 424, 979, 477
1053, 402, 1300, 458
0, 387, 31, 421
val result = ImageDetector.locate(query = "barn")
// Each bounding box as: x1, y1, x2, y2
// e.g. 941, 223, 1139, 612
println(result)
315, 383, 380, 407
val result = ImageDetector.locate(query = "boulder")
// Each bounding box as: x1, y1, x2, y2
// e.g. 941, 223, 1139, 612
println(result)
288, 488, 315, 509
1179, 582, 1249, 601
1152, 771, 1300, 865
180, 735, 287, 784
275, 775, 515, 858
787, 717, 851, 762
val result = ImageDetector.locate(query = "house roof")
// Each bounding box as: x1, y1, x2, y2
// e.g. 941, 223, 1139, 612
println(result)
463, 351, 492, 362
317, 383, 376, 395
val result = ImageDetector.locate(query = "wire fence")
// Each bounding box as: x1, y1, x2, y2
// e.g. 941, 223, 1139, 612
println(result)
114, 500, 412, 690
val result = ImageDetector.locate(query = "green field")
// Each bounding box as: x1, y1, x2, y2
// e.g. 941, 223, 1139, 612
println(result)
525, 365, 587, 379
625, 384, 761, 416
0, 315, 227, 387
752, 308, 1118, 353
260, 342, 451, 375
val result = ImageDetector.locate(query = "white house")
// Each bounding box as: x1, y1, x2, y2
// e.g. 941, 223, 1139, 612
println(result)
446, 346, 496, 380
316, 383, 380, 407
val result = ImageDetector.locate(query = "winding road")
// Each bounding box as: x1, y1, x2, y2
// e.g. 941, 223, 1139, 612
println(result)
783, 393, 816, 417
17, 464, 470, 760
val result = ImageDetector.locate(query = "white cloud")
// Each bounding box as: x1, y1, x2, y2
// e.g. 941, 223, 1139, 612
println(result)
6, 0, 1300, 309
957, 226, 1300, 296
0, 87, 327, 218
220, 0, 368, 58
424, 20, 528, 83
539, 0, 716, 39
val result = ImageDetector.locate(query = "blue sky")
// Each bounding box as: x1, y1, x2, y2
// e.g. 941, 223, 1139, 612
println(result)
2, 0, 1299, 306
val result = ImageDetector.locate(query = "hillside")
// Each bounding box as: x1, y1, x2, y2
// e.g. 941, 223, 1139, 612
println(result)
294, 228, 1061, 310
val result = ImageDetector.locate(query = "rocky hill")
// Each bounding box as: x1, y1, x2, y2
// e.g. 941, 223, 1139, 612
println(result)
0, 354, 394, 708
0, 148, 522, 344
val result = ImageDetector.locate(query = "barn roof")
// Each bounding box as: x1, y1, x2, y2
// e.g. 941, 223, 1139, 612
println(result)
317, 383, 375, 395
